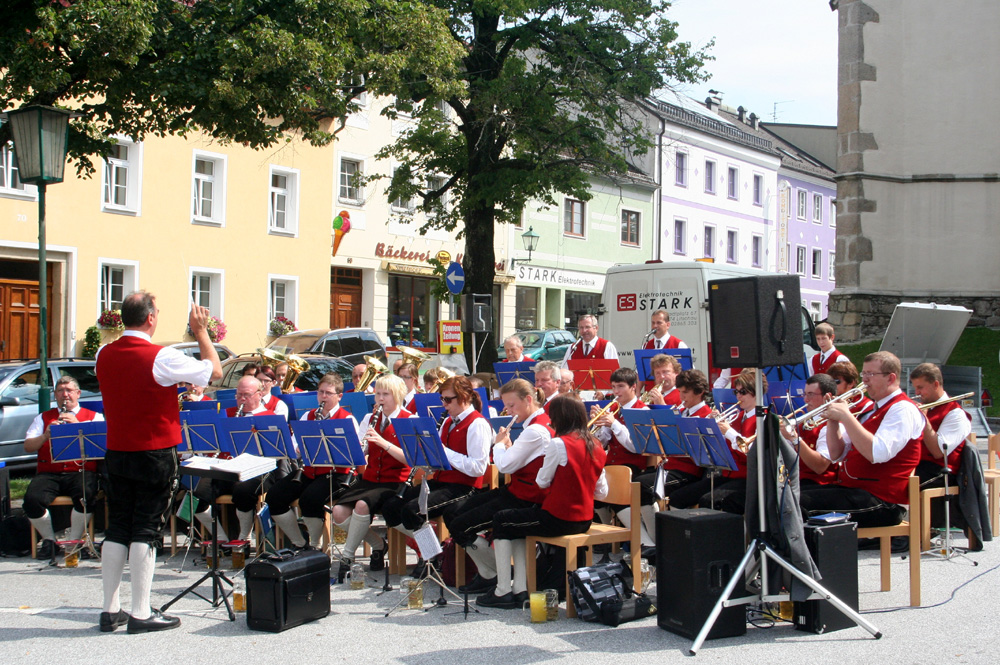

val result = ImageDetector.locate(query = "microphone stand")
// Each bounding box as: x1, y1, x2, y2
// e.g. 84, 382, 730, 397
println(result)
923, 442, 977, 564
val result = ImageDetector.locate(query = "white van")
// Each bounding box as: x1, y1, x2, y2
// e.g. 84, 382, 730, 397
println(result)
598, 260, 818, 385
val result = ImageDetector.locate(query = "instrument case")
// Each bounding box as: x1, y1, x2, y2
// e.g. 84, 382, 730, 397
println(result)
245, 549, 330, 632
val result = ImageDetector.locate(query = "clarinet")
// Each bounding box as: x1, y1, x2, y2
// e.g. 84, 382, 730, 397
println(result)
235, 402, 245, 418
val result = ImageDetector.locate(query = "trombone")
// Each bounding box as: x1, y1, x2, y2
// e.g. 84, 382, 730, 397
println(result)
917, 392, 974, 411
587, 401, 621, 434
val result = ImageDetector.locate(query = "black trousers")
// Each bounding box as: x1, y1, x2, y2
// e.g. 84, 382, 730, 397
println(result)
335, 479, 399, 515
667, 474, 742, 510
266, 472, 352, 518
105, 448, 178, 546
445, 487, 536, 547
799, 484, 906, 528
381, 481, 479, 532
636, 468, 700, 504
193, 472, 274, 513
23, 471, 99, 518
492, 506, 592, 541
916, 460, 953, 488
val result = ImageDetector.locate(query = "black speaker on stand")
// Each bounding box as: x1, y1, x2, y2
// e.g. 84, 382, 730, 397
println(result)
656, 509, 746, 640
708, 275, 803, 369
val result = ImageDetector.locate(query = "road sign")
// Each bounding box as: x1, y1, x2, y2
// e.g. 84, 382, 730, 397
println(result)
445, 262, 465, 295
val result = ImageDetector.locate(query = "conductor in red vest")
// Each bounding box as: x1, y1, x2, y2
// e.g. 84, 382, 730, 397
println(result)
799, 351, 924, 528
95, 292, 222, 634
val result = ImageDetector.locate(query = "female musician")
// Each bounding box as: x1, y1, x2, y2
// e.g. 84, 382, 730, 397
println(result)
421, 366, 454, 394
398, 362, 420, 413
267, 374, 359, 549
255, 367, 290, 420
444, 379, 553, 595
381, 376, 491, 548
331, 374, 412, 580
826, 362, 875, 419
479, 394, 608, 609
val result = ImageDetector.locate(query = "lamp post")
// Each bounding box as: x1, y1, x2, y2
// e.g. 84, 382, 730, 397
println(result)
510, 226, 540, 271
5, 106, 72, 413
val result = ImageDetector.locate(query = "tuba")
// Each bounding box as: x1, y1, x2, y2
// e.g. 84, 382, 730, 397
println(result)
257, 347, 310, 392
398, 346, 431, 372
355, 355, 388, 394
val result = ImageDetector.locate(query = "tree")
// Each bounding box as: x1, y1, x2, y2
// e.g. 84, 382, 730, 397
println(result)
374, 0, 709, 370
1, 0, 463, 173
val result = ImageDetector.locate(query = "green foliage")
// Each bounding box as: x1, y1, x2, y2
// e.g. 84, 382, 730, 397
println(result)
82, 325, 101, 358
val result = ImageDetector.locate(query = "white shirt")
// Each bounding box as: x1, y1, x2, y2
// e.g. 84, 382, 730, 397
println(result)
835, 389, 924, 463
929, 395, 973, 456
651, 333, 688, 350
814, 425, 832, 462
724, 408, 755, 446
357, 406, 403, 440
493, 408, 549, 474
441, 406, 491, 478
595, 397, 645, 453
98, 330, 214, 387
536, 436, 609, 501
560, 337, 619, 366
265, 394, 290, 420
26, 405, 105, 438
681, 400, 708, 418
713, 368, 733, 390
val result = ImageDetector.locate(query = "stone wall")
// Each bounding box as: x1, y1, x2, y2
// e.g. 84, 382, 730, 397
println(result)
828, 292, 1000, 342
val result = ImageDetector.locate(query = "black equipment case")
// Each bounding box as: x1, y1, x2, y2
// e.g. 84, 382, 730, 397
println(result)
245, 549, 330, 632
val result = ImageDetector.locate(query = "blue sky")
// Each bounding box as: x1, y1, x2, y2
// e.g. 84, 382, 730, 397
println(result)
663, 0, 839, 126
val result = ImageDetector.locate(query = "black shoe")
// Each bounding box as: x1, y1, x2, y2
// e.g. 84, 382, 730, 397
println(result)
640, 545, 657, 562
37, 539, 61, 561
79, 546, 94, 561
337, 558, 351, 584
476, 590, 521, 609
410, 558, 426, 579
369, 539, 387, 572
99, 609, 129, 633
459, 574, 497, 594
890, 536, 910, 554
126, 609, 181, 634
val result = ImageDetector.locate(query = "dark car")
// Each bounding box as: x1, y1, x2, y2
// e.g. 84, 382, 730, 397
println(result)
496, 329, 577, 362
164, 341, 235, 363
212, 353, 355, 392
267, 328, 387, 367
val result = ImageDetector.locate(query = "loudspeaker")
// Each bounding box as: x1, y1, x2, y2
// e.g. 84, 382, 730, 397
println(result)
656, 508, 746, 640
708, 275, 803, 368
794, 521, 858, 634
461, 293, 492, 333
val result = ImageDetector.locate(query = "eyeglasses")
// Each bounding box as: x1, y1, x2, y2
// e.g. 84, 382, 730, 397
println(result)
440, 395, 458, 404
235, 392, 257, 399
317, 389, 341, 397
735, 389, 751, 396
861, 371, 888, 379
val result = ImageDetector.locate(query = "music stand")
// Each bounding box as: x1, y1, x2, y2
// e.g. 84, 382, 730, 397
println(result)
413, 393, 443, 419
768, 381, 805, 418
489, 415, 523, 443
493, 361, 537, 387
49, 420, 107, 559
567, 359, 618, 395
633, 348, 693, 380
217, 415, 295, 460
426, 405, 449, 428
338, 392, 370, 421
473, 387, 490, 416
280, 391, 317, 420
712, 388, 738, 414
181, 400, 220, 412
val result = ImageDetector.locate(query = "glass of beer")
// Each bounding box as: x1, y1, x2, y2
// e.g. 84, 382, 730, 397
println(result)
544, 589, 559, 622
403, 577, 423, 610
63, 548, 79, 569
350, 562, 365, 590
233, 579, 246, 612
231, 545, 246, 570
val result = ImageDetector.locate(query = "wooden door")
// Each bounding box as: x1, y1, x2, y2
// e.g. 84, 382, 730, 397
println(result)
330, 268, 363, 330
0, 279, 41, 360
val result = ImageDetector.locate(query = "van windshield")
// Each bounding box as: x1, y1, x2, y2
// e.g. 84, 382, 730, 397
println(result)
268, 334, 321, 355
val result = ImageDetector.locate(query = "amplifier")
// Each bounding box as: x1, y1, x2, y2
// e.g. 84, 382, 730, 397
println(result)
794, 521, 858, 634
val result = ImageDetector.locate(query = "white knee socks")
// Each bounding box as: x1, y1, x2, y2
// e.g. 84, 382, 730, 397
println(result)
273, 510, 305, 548
466, 536, 496, 579
29, 510, 55, 543
302, 517, 326, 547
640, 505, 658, 547
101, 541, 128, 613
618, 507, 655, 547
511, 539, 528, 595
129, 542, 156, 620
69, 509, 90, 542
236, 510, 255, 541
195, 508, 214, 533
343, 513, 370, 561
493, 539, 513, 596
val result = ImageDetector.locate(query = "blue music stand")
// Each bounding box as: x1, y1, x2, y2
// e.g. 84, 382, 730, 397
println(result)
634, 348, 693, 382
623, 409, 686, 457
414, 393, 443, 419
393, 417, 453, 471
365, 394, 376, 412
680, 418, 737, 472
214, 388, 237, 401
427, 405, 448, 428
474, 387, 490, 415
50, 421, 108, 462
78, 400, 104, 413
339, 392, 371, 420
182, 400, 220, 412
712, 389, 737, 414
584, 400, 613, 416
295, 419, 366, 469
488, 399, 504, 415
763, 361, 809, 383
216, 415, 295, 459
280, 391, 318, 420
493, 361, 537, 387
180, 410, 228, 456
489, 415, 523, 443
769, 381, 806, 418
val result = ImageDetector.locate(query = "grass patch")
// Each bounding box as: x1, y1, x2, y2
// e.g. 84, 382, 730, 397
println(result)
839, 327, 1000, 417
10, 477, 29, 501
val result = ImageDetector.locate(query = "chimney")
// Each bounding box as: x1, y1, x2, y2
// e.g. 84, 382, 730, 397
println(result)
705, 92, 723, 112
737, 105, 746, 122
749, 112, 759, 129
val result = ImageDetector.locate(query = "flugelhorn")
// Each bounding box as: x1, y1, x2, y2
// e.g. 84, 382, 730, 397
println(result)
641, 378, 670, 403
587, 401, 621, 434
713, 403, 741, 424
918, 392, 975, 411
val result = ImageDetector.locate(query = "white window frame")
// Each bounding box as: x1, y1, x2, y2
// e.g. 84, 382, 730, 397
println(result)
0, 140, 37, 200
703, 224, 716, 260
97, 259, 140, 315
809, 301, 822, 323
338, 155, 365, 205
563, 198, 586, 238
674, 151, 688, 187
830, 200, 837, 227
811, 248, 822, 279
425, 174, 449, 213
753, 174, 763, 206
796, 189, 807, 220
191, 150, 227, 226
751, 234, 763, 268
704, 160, 716, 194
621, 209, 640, 247
391, 166, 414, 213
268, 165, 300, 236
673, 219, 686, 255
101, 136, 143, 215
812, 193, 823, 224
267, 275, 299, 325
795, 246, 807, 275
726, 229, 738, 263
727, 166, 739, 200
829, 251, 836, 281
189, 267, 225, 320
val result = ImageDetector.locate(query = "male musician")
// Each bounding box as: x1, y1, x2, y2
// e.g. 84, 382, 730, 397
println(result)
501, 335, 534, 362
827, 362, 875, 419
591, 367, 656, 554
643, 354, 683, 407
809, 322, 850, 376
392, 358, 405, 375
534, 361, 561, 412
781, 373, 839, 486
800, 351, 924, 528
350, 363, 374, 394
558, 368, 575, 395
561, 314, 618, 365
274, 361, 303, 393
22, 376, 105, 560
178, 382, 209, 402
910, 362, 971, 487
96, 292, 221, 634
256, 367, 290, 419
644, 309, 687, 351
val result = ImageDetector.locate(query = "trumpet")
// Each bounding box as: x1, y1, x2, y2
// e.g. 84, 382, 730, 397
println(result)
587, 401, 621, 434
917, 392, 974, 411
713, 403, 741, 424
778, 384, 869, 433
640, 378, 670, 403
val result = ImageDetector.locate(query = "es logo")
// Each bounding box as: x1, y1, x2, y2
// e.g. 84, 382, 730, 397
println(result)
617, 294, 637, 311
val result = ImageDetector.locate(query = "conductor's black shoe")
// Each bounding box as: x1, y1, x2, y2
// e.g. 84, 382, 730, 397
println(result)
476, 590, 520, 609
99, 609, 129, 633
369, 539, 387, 572
126, 609, 181, 634
459, 574, 497, 595
37, 539, 61, 561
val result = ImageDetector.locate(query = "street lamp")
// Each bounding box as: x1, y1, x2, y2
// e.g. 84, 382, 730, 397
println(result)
5, 105, 72, 413
510, 226, 540, 270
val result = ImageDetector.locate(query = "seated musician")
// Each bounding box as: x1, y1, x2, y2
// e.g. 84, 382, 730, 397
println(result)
909, 362, 971, 487
799, 352, 924, 528
780, 373, 839, 487
558, 369, 575, 395
398, 362, 420, 413
241, 363, 262, 378
331, 375, 411, 581
469, 376, 499, 418
22, 376, 104, 559
350, 364, 375, 394
381, 376, 491, 571
274, 361, 303, 393
267, 374, 359, 549
826, 361, 875, 420
636, 368, 709, 511
643, 354, 683, 407
533, 361, 561, 413
179, 382, 209, 402
480, 394, 607, 608
445, 378, 553, 596
192, 375, 279, 543
421, 366, 454, 395
501, 335, 534, 362
590, 367, 656, 557
255, 367, 290, 419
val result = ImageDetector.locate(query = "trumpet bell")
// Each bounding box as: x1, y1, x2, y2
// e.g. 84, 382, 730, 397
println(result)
257, 347, 288, 368
398, 346, 431, 371
355, 355, 389, 394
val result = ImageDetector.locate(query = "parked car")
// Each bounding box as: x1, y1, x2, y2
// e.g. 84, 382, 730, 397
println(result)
496, 329, 577, 362
212, 353, 356, 391
0, 358, 101, 467
267, 328, 387, 367
163, 341, 235, 363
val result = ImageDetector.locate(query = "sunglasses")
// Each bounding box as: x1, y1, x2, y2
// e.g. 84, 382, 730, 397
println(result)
734, 389, 752, 396
440, 395, 458, 404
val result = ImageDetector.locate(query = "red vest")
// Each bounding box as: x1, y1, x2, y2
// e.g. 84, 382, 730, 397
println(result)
644, 335, 682, 350
721, 410, 754, 479
542, 434, 607, 522
302, 406, 356, 477
225, 406, 277, 418
362, 409, 412, 484
605, 399, 649, 469
660, 387, 683, 407
811, 349, 847, 375
36, 408, 100, 473
264, 394, 283, 413
97, 335, 180, 452
664, 403, 711, 477
570, 337, 610, 360
851, 396, 876, 420
798, 423, 838, 484
436, 410, 487, 487
507, 413, 554, 504
922, 400, 969, 471
501, 355, 534, 362
839, 392, 922, 505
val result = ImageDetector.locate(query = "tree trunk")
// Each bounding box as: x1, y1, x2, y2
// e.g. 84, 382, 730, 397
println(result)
463, 202, 499, 372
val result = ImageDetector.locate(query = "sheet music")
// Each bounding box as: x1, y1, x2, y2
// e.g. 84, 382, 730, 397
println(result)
183, 453, 275, 480
413, 522, 442, 559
